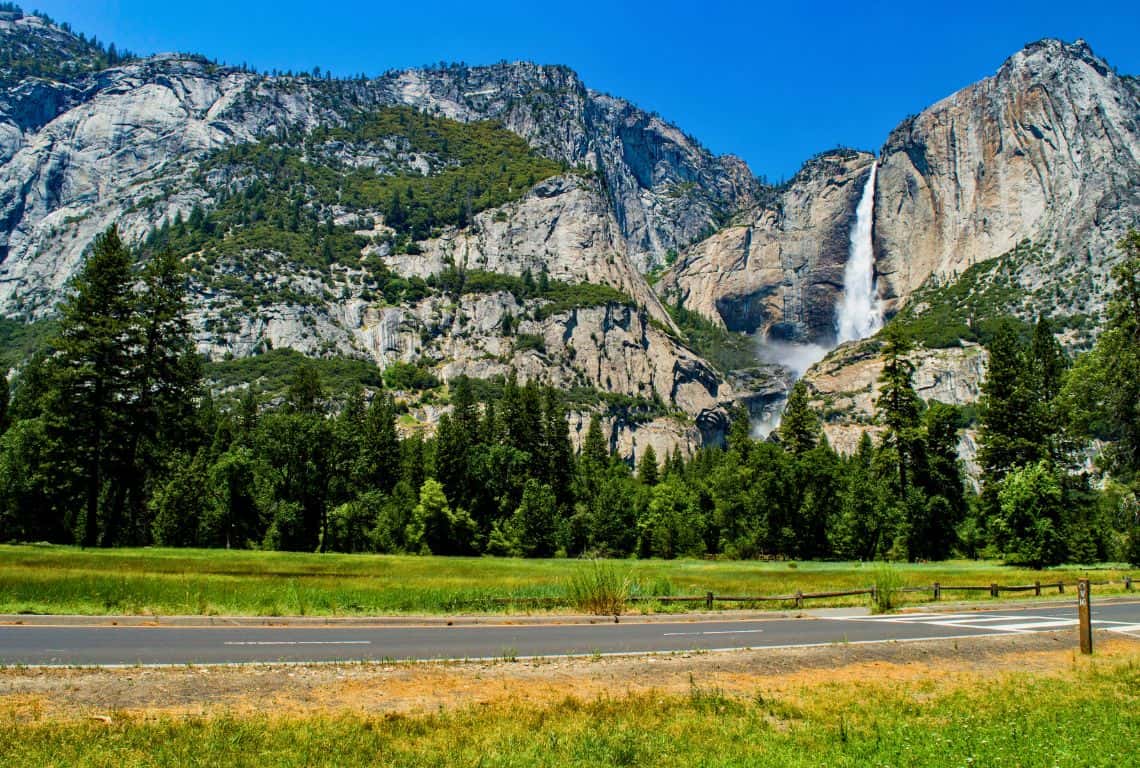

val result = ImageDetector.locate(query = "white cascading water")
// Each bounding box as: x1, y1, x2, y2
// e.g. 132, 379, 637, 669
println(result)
751, 160, 882, 438
835, 162, 882, 343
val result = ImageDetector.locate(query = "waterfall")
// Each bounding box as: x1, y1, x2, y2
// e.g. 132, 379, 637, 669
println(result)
749, 159, 882, 438
835, 162, 881, 343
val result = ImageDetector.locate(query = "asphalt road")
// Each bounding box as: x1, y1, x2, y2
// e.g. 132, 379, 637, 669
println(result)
2, 601, 1139, 666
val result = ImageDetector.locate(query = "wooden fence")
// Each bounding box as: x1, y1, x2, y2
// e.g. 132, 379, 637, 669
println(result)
487, 576, 1135, 611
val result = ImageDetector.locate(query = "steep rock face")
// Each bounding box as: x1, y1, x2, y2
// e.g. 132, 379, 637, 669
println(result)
0, 11, 746, 457
384, 175, 673, 328
806, 339, 988, 431
0, 13, 757, 318
379, 66, 759, 270
804, 338, 985, 475
186, 178, 730, 448
366, 293, 726, 457
874, 39, 1140, 313
660, 151, 874, 341
0, 55, 326, 314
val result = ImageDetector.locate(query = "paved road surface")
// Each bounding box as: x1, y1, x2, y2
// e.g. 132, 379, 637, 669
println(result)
2, 601, 1139, 666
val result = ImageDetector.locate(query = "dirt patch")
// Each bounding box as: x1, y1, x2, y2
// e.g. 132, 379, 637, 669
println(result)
3, 631, 1137, 723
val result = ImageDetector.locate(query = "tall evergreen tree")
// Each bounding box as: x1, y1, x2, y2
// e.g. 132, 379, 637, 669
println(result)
637, 445, 659, 486
1064, 229, 1140, 480
355, 393, 401, 494
875, 325, 922, 491
0, 374, 9, 436
44, 226, 139, 547
778, 380, 820, 455
286, 361, 324, 415
978, 319, 1048, 528
124, 249, 202, 543
540, 388, 574, 508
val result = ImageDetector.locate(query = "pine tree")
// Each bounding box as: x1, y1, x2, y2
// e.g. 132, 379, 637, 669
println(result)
540, 388, 574, 508
1064, 230, 1140, 479
978, 320, 1048, 530
875, 325, 921, 491
355, 393, 401, 494
0, 374, 9, 435
1030, 316, 1066, 405
512, 479, 558, 557
44, 226, 139, 547
778, 380, 820, 455
637, 445, 659, 486
582, 415, 608, 469
434, 413, 469, 510
286, 362, 323, 415
126, 249, 202, 542
911, 402, 966, 559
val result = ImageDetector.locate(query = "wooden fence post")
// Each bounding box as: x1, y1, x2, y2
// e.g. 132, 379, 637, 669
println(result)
1077, 579, 1092, 655
794, 591, 803, 610
706, 591, 714, 610
990, 583, 999, 598
1126, 576, 1133, 592
933, 582, 940, 601
1058, 582, 1065, 594
1034, 581, 1041, 596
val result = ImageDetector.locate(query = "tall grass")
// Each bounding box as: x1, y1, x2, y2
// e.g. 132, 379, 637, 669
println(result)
564, 559, 630, 615
871, 563, 905, 613
2, 657, 1137, 766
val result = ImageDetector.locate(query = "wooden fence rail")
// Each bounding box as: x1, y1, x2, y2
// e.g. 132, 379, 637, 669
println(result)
481, 577, 1132, 610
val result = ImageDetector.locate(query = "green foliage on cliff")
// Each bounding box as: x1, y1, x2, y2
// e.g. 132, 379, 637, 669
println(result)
0, 6, 135, 84
465, 375, 672, 425
0, 318, 55, 370
439, 268, 637, 318
139, 107, 567, 309
888, 241, 1096, 349
147, 106, 563, 266
205, 349, 384, 400
663, 301, 757, 373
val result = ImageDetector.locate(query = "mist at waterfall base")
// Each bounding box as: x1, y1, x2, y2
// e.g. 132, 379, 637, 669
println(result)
750, 163, 883, 439
749, 338, 831, 438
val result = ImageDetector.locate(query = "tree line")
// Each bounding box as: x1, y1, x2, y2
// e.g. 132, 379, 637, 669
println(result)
0, 226, 1137, 566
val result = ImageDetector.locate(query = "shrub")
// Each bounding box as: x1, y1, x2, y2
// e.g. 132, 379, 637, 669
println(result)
871, 563, 904, 614
565, 558, 631, 616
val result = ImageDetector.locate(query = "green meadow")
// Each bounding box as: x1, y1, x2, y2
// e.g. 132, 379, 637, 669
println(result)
0, 545, 1132, 616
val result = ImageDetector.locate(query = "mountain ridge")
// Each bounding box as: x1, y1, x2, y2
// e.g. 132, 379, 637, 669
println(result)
1, 4, 1137, 463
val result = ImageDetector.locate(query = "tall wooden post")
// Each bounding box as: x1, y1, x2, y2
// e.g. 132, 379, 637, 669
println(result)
1077, 579, 1092, 655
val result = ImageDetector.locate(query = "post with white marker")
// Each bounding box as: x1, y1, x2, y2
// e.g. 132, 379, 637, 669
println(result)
1077, 578, 1092, 655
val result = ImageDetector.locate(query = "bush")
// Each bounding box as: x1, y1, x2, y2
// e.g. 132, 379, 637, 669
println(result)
383, 360, 440, 390
871, 563, 904, 614
513, 333, 546, 355
565, 558, 631, 616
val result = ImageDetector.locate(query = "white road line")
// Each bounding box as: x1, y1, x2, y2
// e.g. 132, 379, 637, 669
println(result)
222, 640, 372, 646
836, 613, 985, 623
662, 629, 766, 637
975, 619, 1076, 632
1106, 623, 1140, 634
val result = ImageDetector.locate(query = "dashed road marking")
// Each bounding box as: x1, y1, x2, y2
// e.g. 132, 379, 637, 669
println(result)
662, 629, 766, 637
222, 640, 372, 646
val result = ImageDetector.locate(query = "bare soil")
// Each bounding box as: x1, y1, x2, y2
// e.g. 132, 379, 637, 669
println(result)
3, 631, 1137, 723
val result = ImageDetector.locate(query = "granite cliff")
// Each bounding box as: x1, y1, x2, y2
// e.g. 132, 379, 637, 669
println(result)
2, 6, 1138, 461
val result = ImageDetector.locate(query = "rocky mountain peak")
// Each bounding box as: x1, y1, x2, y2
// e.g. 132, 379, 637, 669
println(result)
874, 37, 1140, 311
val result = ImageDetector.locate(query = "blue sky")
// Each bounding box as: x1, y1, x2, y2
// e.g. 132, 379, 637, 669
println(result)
26, 0, 1140, 182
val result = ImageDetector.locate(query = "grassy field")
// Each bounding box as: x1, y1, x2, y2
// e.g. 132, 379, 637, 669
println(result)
0, 545, 1134, 616
2, 653, 1137, 766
